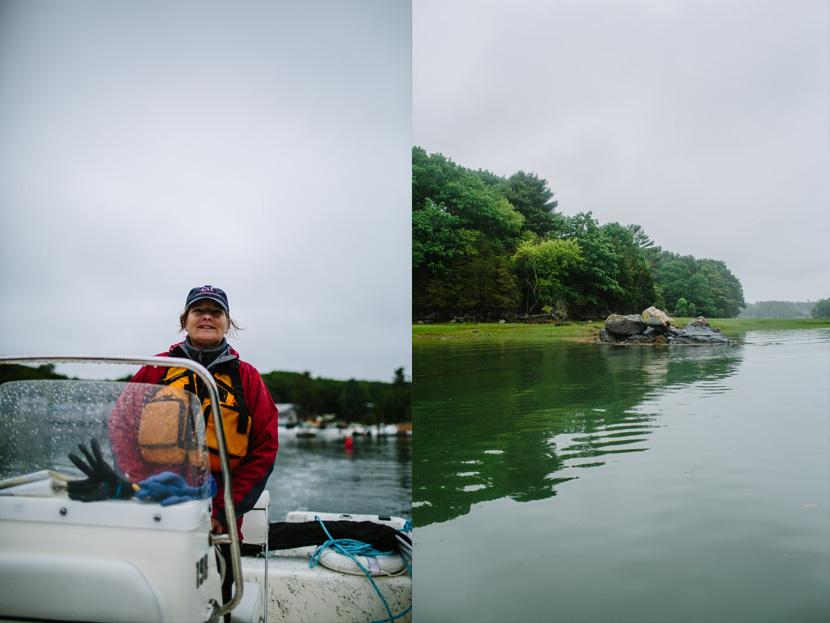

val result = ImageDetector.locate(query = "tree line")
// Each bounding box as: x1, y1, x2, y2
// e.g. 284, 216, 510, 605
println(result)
738, 300, 817, 319
413, 147, 746, 321
0, 364, 411, 424
811, 299, 830, 319
261, 368, 411, 424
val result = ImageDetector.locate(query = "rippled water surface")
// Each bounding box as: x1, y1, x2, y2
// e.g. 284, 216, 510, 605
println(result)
266, 433, 411, 522
413, 329, 830, 623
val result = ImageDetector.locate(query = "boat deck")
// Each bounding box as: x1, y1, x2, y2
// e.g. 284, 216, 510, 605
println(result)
242, 553, 411, 623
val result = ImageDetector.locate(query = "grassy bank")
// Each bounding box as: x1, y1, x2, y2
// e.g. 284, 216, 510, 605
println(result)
413, 318, 830, 344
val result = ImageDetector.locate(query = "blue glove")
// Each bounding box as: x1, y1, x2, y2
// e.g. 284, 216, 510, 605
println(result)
136, 472, 216, 506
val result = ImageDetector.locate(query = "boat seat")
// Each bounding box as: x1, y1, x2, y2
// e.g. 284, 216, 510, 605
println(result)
235, 490, 269, 622
242, 489, 270, 547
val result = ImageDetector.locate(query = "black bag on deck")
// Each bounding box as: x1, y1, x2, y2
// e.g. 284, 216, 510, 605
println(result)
240, 520, 411, 556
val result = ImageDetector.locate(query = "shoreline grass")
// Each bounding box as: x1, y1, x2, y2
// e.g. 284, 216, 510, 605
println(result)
413, 318, 830, 344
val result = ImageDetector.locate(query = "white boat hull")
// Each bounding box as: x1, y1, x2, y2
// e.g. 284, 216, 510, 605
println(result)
0, 496, 220, 623
242, 555, 411, 623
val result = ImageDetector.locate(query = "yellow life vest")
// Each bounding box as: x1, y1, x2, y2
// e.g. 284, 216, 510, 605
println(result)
139, 364, 250, 472
137, 383, 205, 467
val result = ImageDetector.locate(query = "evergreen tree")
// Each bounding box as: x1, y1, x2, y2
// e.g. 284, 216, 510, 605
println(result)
498, 171, 563, 237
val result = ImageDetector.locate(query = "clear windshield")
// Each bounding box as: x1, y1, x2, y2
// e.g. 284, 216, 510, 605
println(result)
0, 379, 210, 490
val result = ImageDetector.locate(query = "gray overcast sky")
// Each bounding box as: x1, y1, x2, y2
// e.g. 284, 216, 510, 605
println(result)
414, 0, 829, 303
0, 0, 411, 381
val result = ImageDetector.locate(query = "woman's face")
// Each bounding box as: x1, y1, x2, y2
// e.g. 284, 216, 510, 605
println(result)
184, 300, 229, 349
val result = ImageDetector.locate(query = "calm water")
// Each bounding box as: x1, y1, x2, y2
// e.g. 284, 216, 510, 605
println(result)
265, 432, 411, 523
413, 329, 830, 623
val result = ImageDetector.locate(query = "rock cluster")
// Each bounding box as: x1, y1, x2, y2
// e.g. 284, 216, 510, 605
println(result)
600, 307, 729, 345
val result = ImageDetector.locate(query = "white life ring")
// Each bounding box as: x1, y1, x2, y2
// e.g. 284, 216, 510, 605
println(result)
317, 549, 405, 576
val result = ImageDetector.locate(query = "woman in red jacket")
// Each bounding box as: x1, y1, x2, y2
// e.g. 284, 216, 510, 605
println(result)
108, 285, 279, 535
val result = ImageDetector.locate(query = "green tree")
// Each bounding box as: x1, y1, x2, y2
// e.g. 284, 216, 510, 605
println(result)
294, 371, 319, 420
413, 147, 524, 244
687, 271, 715, 316
376, 367, 411, 424
412, 146, 465, 211
654, 252, 744, 317
416, 239, 521, 320
413, 147, 526, 321
498, 171, 563, 237
601, 222, 656, 313
812, 298, 830, 318
558, 212, 623, 317
673, 297, 696, 317
412, 198, 465, 273
338, 379, 368, 422
513, 238, 582, 316
444, 175, 524, 242
411, 147, 747, 322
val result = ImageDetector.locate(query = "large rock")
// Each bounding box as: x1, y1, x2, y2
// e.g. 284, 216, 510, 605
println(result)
605, 314, 646, 337
642, 306, 672, 328
671, 317, 730, 344
599, 329, 618, 343
686, 317, 712, 329
599, 310, 730, 346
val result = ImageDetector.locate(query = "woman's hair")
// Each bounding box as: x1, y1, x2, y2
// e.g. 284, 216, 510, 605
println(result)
179, 307, 243, 339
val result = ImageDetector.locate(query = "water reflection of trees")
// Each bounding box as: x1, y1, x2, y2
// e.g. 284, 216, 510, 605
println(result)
414, 342, 742, 526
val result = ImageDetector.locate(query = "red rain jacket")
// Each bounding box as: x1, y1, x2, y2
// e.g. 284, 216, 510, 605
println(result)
108, 342, 278, 532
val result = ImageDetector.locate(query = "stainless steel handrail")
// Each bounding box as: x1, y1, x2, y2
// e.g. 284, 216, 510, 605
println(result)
0, 354, 245, 621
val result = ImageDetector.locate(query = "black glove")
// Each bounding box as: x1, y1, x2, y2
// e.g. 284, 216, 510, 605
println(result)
67, 438, 137, 502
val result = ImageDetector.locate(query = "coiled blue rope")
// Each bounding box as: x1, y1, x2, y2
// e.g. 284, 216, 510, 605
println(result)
308, 516, 412, 623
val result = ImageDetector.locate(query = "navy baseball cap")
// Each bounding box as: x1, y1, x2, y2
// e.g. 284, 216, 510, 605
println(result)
186, 285, 229, 312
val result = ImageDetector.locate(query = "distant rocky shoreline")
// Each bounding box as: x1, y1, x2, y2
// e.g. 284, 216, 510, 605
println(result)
600, 307, 730, 345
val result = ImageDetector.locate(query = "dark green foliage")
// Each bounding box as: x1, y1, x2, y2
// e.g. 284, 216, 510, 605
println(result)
413, 147, 526, 320
558, 213, 624, 318
292, 371, 320, 420
412, 147, 746, 321
673, 297, 696, 317
653, 251, 745, 318
497, 171, 563, 237
413, 148, 522, 243
812, 298, 830, 318
601, 223, 656, 313
415, 239, 521, 320
0, 363, 70, 384
444, 175, 524, 242
412, 146, 465, 212
338, 379, 368, 422
628, 224, 657, 251
376, 367, 411, 424
412, 199, 464, 273
260, 369, 411, 423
